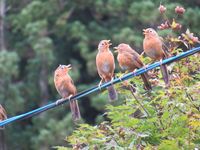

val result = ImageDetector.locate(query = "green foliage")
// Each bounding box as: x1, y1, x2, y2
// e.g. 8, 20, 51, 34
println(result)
1, 0, 200, 149
61, 52, 200, 149
54, 3, 200, 150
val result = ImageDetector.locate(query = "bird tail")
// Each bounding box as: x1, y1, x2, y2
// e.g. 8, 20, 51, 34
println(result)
70, 100, 81, 120
140, 73, 152, 91
105, 78, 118, 101
107, 85, 118, 101
160, 64, 169, 84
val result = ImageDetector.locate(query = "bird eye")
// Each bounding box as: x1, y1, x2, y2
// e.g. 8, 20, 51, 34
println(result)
101, 42, 105, 46
60, 67, 64, 70
149, 30, 153, 33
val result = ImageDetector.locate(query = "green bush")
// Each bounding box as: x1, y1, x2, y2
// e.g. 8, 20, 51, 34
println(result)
53, 4, 200, 150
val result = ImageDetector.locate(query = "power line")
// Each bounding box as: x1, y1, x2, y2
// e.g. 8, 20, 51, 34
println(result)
0, 46, 200, 127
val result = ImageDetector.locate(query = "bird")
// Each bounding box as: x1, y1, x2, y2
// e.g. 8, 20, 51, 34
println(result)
0, 104, 7, 130
54, 64, 81, 120
114, 43, 152, 91
96, 40, 118, 101
143, 28, 169, 84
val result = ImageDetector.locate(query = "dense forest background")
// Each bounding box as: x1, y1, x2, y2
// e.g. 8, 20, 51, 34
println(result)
0, 0, 200, 149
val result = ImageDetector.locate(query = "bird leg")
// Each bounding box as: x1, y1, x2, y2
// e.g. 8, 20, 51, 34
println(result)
159, 59, 163, 67
148, 60, 155, 66
140, 51, 145, 57
144, 60, 155, 71
98, 78, 104, 90
110, 77, 114, 85
119, 73, 125, 81
119, 70, 132, 81
56, 94, 73, 105
132, 69, 137, 75
67, 94, 73, 101
56, 98, 63, 105
143, 64, 149, 71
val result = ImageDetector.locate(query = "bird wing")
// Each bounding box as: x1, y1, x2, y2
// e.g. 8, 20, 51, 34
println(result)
0, 105, 7, 119
124, 50, 144, 68
158, 36, 168, 59
68, 75, 77, 94
162, 44, 168, 59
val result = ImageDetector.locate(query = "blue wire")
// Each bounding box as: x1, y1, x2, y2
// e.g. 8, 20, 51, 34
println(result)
0, 46, 200, 127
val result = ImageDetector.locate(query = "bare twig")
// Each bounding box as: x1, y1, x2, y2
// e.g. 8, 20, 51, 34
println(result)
65, 5, 76, 19
89, 8, 105, 25
128, 85, 150, 117
0, 0, 7, 51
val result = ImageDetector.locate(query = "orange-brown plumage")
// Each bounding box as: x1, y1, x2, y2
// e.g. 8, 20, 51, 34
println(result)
54, 64, 81, 120
114, 43, 152, 91
143, 28, 169, 84
96, 40, 118, 101
0, 104, 7, 130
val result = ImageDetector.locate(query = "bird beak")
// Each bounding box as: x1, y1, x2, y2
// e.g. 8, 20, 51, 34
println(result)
66, 64, 72, 70
106, 40, 112, 46
113, 47, 119, 53
143, 29, 148, 35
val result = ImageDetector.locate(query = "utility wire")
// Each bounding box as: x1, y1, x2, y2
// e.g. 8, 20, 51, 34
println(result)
0, 46, 200, 127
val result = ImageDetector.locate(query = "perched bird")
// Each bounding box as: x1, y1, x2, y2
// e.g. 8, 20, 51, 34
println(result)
114, 43, 152, 91
54, 64, 81, 120
143, 28, 169, 84
96, 40, 118, 101
0, 104, 7, 130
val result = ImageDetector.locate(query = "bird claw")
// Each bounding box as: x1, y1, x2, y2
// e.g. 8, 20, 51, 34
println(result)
140, 51, 145, 57
132, 69, 137, 75
98, 84, 101, 90
98, 79, 103, 90
56, 94, 73, 105
143, 65, 149, 71
110, 77, 114, 85
56, 98, 63, 105
119, 74, 124, 81
68, 94, 73, 101
159, 59, 163, 66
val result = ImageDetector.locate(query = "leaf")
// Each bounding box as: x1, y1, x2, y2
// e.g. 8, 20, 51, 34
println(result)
172, 19, 176, 28
52, 146, 67, 150
148, 117, 157, 123
183, 42, 189, 48
189, 40, 194, 45
189, 118, 200, 131
186, 29, 190, 35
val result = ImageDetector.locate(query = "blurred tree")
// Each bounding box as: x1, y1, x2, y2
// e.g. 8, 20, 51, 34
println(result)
0, 0, 199, 149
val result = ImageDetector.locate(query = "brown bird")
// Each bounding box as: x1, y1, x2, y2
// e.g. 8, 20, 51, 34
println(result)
96, 40, 118, 101
143, 28, 169, 84
114, 43, 152, 91
54, 64, 81, 120
0, 104, 7, 130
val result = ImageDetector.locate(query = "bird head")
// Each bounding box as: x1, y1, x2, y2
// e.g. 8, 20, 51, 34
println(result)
56, 64, 72, 73
98, 40, 112, 51
114, 43, 130, 53
143, 28, 158, 37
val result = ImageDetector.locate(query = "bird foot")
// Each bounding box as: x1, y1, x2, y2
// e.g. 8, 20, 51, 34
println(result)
143, 65, 149, 71
68, 94, 73, 101
132, 69, 137, 75
159, 59, 163, 66
98, 83, 102, 90
119, 74, 124, 81
110, 77, 114, 85
56, 94, 73, 105
98, 79, 103, 90
56, 98, 63, 105
140, 51, 145, 57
